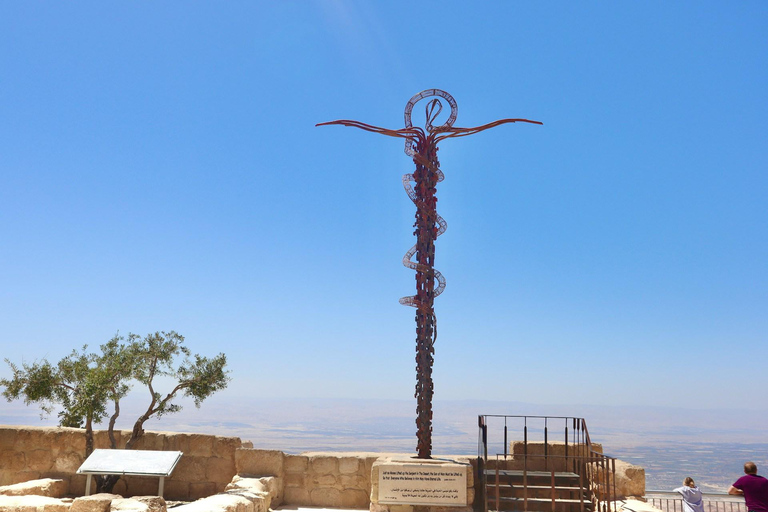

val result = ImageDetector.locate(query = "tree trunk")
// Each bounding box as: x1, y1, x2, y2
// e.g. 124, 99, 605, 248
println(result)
84, 416, 94, 458
96, 475, 120, 494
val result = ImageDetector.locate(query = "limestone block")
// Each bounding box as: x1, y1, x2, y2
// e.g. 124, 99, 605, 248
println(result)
110, 496, 166, 512
12, 472, 42, 485
510, 441, 603, 458
370, 503, 413, 512
205, 457, 236, 484
224, 489, 270, 512
363, 456, 377, 477
284, 472, 305, 488
58, 429, 88, 454
256, 476, 281, 506
340, 474, 366, 489
172, 456, 206, 482
15, 428, 44, 453
0, 494, 71, 512
161, 433, 186, 453
69, 474, 88, 496
53, 452, 83, 473
241, 441, 253, 449
234, 449, 284, 477
110, 498, 149, 512
70, 493, 122, 512
130, 433, 163, 452
310, 487, 341, 507
1, 450, 26, 471
340, 488, 369, 508
170, 493, 253, 512
283, 487, 310, 506
27, 449, 55, 472
188, 482, 217, 501
224, 478, 273, 509
339, 457, 361, 475
614, 459, 645, 498
123, 476, 158, 497
259, 477, 279, 495
0, 478, 67, 497
187, 435, 213, 458
284, 455, 308, 473
0, 428, 18, 451
161, 480, 188, 502
92, 431, 120, 450
310, 455, 338, 475
212, 437, 242, 459
313, 474, 336, 486
225, 477, 268, 495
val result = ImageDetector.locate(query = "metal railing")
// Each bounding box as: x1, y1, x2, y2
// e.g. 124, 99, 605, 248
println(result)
645, 492, 747, 512
478, 415, 617, 512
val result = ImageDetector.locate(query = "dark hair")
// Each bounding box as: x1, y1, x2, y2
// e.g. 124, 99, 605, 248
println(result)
745, 462, 758, 475
685, 477, 695, 487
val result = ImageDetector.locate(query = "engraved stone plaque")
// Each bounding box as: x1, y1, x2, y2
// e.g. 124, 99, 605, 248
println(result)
377, 461, 467, 506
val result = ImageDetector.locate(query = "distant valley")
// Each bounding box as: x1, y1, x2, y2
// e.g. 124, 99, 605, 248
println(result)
3, 397, 766, 492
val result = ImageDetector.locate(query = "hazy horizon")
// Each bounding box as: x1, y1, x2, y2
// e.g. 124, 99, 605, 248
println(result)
3, 396, 766, 493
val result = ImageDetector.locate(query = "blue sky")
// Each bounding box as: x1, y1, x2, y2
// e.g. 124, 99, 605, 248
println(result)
1, 2, 766, 414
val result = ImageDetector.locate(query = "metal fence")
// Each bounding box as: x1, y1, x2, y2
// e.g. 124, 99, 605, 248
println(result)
478, 415, 617, 512
645, 492, 747, 512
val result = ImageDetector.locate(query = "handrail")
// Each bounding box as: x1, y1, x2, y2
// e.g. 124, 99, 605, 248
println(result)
647, 491, 741, 496
478, 414, 618, 512
645, 492, 747, 512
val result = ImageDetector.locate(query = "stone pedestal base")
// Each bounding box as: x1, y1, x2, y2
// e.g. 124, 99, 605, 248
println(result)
370, 457, 474, 512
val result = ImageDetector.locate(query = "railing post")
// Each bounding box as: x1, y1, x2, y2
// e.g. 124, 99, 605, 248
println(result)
551, 466, 556, 512
478, 415, 487, 512
603, 456, 608, 512
565, 421, 569, 472
544, 417, 549, 471
612, 457, 616, 511
524, 422, 528, 472
504, 420, 508, 458
523, 463, 528, 512
495, 455, 500, 512
578, 455, 585, 512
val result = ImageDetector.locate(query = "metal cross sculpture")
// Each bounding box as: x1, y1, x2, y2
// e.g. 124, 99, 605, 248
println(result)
318, 89, 541, 459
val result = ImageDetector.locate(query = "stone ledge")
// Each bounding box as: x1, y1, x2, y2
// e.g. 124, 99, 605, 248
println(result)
0, 494, 72, 511
0, 478, 67, 498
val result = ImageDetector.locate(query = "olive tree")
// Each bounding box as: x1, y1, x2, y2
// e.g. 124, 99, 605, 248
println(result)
0, 331, 229, 493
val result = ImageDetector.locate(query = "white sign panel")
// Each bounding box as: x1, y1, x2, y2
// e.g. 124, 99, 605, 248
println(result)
378, 463, 467, 506
77, 449, 183, 477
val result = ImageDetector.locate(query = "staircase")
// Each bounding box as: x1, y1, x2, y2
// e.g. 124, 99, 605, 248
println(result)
478, 415, 615, 512
485, 467, 592, 512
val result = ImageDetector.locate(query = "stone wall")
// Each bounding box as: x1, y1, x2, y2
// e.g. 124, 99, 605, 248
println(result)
235, 449, 382, 509
0, 426, 645, 508
0, 426, 244, 501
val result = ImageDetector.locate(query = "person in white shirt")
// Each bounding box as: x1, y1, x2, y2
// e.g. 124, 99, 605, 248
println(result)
674, 477, 705, 512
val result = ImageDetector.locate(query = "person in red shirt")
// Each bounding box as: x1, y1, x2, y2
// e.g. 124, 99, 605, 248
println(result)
729, 462, 768, 512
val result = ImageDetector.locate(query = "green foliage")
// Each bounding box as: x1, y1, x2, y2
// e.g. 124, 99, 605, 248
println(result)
128, 331, 230, 420
1, 342, 122, 428
0, 330, 229, 441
